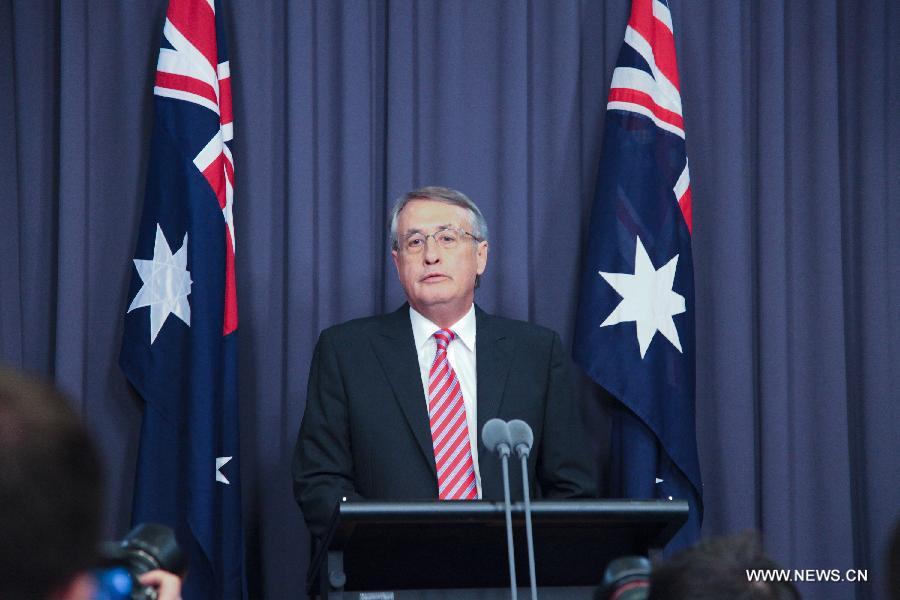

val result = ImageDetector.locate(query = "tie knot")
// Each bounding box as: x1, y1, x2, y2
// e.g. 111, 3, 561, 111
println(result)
434, 329, 455, 349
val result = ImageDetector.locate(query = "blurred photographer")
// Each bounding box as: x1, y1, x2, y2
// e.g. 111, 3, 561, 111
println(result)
0, 369, 182, 600
648, 532, 800, 600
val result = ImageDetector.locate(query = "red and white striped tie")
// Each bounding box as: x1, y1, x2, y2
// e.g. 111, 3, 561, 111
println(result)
428, 329, 478, 500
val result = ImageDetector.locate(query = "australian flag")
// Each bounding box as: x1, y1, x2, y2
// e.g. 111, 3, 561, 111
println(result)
574, 0, 702, 551
120, 0, 243, 597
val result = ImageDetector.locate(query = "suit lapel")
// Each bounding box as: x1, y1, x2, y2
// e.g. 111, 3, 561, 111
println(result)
475, 306, 515, 439
369, 305, 437, 478
475, 307, 515, 500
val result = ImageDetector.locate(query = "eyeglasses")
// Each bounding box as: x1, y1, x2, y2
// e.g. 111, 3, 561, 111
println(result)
400, 227, 480, 254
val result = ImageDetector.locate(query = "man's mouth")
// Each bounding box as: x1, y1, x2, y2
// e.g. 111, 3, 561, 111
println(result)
420, 273, 449, 283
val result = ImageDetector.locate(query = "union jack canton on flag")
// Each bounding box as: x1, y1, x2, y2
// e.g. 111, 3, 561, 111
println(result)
574, 0, 702, 551
120, 0, 244, 597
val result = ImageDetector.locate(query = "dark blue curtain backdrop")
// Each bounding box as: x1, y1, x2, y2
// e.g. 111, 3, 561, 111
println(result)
1, 1, 898, 599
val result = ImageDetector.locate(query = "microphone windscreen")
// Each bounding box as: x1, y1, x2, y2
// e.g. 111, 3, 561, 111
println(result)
508, 419, 534, 452
481, 418, 512, 454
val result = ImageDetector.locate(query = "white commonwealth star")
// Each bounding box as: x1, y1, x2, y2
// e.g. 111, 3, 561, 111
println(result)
127, 224, 192, 344
216, 456, 233, 484
599, 235, 685, 359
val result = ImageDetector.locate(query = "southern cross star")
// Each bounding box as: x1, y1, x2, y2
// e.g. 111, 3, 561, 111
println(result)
127, 224, 192, 344
599, 235, 685, 359
216, 456, 233, 484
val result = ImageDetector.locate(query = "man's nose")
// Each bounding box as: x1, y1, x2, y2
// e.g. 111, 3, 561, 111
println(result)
423, 238, 440, 263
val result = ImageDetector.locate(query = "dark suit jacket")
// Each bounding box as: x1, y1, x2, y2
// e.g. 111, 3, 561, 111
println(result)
292, 304, 598, 537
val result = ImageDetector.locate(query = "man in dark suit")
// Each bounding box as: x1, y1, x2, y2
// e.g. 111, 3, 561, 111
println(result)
292, 186, 597, 537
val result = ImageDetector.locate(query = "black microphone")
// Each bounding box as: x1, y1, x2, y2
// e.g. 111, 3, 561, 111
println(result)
482, 418, 518, 600
508, 419, 537, 600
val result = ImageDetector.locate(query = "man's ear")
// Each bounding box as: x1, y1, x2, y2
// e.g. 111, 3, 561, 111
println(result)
476, 241, 489, 275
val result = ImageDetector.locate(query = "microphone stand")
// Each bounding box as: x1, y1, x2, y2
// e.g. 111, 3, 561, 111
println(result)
500, 445, 518, 600
509, 419, 538, 600
518, 450, 537, 600
482, 418, 518, 600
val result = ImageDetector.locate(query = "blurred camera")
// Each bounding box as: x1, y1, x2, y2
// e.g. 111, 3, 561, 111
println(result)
595, 555, 651, 600
95, 523, 186, 600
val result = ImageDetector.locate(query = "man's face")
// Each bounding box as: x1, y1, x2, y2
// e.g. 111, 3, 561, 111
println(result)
391, 199, 488, 322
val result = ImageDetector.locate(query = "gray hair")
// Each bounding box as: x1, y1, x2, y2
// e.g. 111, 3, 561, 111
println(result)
389, 186, 489, 251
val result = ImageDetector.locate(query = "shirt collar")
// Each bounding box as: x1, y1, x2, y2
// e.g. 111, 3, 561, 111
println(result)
410, 304, 477, 353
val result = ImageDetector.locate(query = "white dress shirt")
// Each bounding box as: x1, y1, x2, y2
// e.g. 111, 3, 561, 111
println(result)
409, 304, 482, 498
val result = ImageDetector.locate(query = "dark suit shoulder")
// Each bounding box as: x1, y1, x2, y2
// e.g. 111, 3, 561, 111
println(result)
317, 306, 409, 346
320, 314, 382, 337
475, 308, 560, 344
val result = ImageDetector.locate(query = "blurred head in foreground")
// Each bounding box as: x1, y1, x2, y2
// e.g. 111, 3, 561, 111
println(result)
0, 369, 103, 599
648, 532, 800, 600
889, 517, 900, 600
